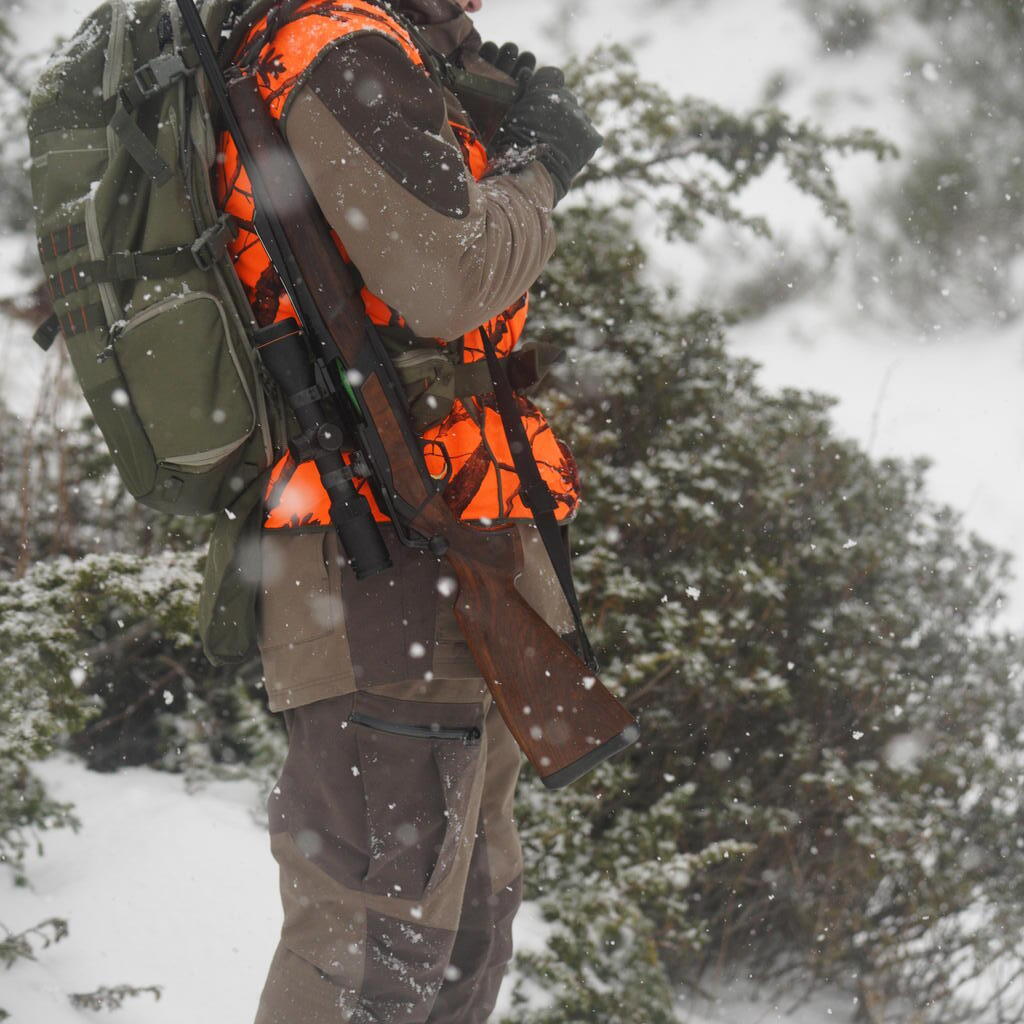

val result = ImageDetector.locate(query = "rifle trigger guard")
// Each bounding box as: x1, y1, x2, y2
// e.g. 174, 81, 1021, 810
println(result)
421, 437, 452, 485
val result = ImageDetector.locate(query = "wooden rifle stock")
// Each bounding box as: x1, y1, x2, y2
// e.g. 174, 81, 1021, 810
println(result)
226, 75, 638, 788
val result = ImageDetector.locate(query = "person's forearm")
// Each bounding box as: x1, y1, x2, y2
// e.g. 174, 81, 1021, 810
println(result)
281, 35, 556, 340
286, 88, 555, 339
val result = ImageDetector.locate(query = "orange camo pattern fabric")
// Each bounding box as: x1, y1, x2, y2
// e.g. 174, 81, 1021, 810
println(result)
216, 0, 580, 528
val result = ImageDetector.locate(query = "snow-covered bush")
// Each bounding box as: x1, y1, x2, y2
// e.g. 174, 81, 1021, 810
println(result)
0, 550, 282, 878
799, 0, 1024, 326
0, 385, 210, 577
502, 188, 1024, 1021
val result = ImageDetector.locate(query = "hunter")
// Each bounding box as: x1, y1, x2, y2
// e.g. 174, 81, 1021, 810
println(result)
217, 0, 602, 1019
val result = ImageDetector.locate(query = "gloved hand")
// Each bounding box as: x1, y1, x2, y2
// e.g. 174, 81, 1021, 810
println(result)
477, 40, 537, 91
494, 66, 603, 204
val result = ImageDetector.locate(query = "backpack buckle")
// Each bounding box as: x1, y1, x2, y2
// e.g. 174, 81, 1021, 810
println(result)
191, 215, 235, 270
132, 52, 193, 102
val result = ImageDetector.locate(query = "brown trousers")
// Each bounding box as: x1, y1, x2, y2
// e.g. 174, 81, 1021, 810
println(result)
254, 525, 572, 1022
255, 681, 523, 1023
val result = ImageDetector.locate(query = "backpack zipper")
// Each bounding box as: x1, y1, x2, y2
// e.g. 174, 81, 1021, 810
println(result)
349, 711, 482, 745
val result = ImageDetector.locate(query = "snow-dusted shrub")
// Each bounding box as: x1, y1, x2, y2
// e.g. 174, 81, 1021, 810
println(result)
502, 190, 1024, 1022
814, 0, 1024, 326
0, 555, 96, 877
0, 916, 69, 1020
0, 389, 209, 577
0, 550, 282, 878
569, 46, 893, 245
801, 0, 882, 53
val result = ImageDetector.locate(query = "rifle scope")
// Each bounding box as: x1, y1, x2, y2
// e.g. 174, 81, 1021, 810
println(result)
176, 0, 391, 579
257, 324, 392, 579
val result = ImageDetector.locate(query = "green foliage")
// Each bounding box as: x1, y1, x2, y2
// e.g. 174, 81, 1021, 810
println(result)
0, 368, 211, 579
0, 547, 281, 876
0, 545, 99, 873
0, 18, 1020, 1024
0, 766, 79, 884
799, 0, 1024, 324
0, 916, 70, 1020
568, 47, 895, 241
500, 182, 1024, 1021
69, 984, 163, 1012
504, 766, 751, 1024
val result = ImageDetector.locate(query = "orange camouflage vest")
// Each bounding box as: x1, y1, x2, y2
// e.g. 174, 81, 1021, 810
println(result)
216, 0, 580, 528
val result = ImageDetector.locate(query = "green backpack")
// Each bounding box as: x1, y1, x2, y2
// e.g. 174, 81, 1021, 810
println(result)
27, 0, 288, 662
27, 0, 285, 515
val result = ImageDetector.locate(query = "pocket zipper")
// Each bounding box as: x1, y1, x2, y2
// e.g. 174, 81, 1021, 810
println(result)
349, 711, 482, 745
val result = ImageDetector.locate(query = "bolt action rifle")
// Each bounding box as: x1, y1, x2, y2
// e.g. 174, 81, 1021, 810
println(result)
177, 0, 639, 788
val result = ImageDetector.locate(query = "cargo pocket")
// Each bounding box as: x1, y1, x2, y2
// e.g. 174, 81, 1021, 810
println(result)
350, 691, 484, 902
114, 291, 256, 476
257, 528, 355, 709
75, 289, 259, 514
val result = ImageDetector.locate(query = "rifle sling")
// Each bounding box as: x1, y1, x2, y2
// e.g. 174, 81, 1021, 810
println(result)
479, 325, 599, 673
212, 0, 594, 668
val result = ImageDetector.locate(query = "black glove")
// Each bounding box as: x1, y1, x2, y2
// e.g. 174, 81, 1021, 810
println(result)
477, 40, 537, 92
494, 66, 603, 204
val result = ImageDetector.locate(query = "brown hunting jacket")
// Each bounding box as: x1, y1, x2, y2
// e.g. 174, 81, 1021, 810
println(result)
217, 0, 576, 706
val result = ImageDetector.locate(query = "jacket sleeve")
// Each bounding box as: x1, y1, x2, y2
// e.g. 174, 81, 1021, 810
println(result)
281, 32, 557, 341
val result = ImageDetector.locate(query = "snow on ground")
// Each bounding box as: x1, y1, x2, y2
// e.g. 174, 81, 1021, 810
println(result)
681, 979, 859, 1024
1, 757, 858, 1024
5, 759, 533, 1023
1, 758, 280, 1024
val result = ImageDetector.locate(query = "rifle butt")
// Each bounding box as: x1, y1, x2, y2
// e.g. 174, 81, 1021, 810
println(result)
438, 525, 639, 788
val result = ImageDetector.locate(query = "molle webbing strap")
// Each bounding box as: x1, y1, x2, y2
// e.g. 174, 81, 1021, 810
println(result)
47, 247, 213, 298
44, 218, 235, 299
38, 223, 89, 263
111, 100, 174, 184
58, 302, 107, 338
111, 52, 197, 185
